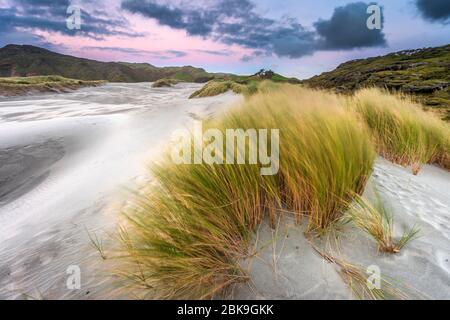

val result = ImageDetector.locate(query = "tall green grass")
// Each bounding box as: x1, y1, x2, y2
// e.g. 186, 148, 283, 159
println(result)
117, 86, 375, 299
353, 88, 450, 172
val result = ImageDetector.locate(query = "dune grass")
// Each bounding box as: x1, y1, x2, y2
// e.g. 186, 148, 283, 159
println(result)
335, 259, 418, 299
0, 75, 104, 96
352, 88, 450, 172
344, 190, 419, 253
151, 78, 181, 88
189, 80, 268, 99
117, 86, 375, 299
308, 241, 415, 299
86, 229, 107, 260
189, 80, 247, 98
0, 75, 103, 85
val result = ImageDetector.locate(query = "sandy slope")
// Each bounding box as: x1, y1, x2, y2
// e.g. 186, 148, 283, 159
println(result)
0, 83, 242, 299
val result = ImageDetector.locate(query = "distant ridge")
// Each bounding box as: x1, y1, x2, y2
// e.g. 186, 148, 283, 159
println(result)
0, 44, 230, 83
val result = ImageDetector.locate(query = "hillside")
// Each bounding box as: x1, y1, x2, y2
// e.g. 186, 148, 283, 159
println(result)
0, 44, 225, 83
304, 44, 450, 119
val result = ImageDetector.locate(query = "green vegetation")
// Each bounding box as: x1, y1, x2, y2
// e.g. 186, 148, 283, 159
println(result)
335, 259, 415, 299
0, 44, 228, 83
151, 78, 181, 88
86, 229, 107, 260
304, 44, 450, 120
117, 86, 375, 299
352, 88, 450, 172
113, 84, 449, 299
308, 241, 414, 299
0, 75, 104, 96
189, 69, 298, 99
189, 80, 257, 98
344, 191, 419, 253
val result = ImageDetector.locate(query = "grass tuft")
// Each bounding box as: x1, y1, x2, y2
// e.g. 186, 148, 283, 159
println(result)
189, 80, 244, 98
344, 190, 420, 253
117, 85, 375, 298
151, 78, 181, 88
87, 229, 107, 260
353, 88, 450, 172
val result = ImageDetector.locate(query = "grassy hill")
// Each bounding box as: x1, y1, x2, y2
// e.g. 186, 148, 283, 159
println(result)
0, 44, 227, 83
304, 44, 450, 119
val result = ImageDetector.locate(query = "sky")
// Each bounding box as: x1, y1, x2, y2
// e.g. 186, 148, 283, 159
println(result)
0, 0, 449, 78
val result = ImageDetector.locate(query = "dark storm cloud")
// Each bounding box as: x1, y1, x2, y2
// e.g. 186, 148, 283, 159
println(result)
122, 0, 317, 58
121, 0, 387, 59
314, 2, 386, 50
0, 0, 143, 40
416, 0, 450, 22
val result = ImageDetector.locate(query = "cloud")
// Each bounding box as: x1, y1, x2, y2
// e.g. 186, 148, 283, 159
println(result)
0, 0, 144, 41
121, 0, 215, 36
165, 50, 187, 58
122, 0, 317, 58
122, 0, 387, 59
241, 50, 268, 62
416, 0, 450, 22
1, 0, 390, 61
83, 46, 188, 59
314, 2, 386, 50
196, 49, 234, 57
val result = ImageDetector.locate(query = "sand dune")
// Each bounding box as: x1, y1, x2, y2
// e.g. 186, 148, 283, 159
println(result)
0, 83, 241, 299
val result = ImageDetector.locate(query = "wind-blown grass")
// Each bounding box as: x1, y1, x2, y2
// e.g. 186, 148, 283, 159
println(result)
151, 78, 181, 88
353, 88, 450, 172
117, 86, 375, 299
344, 191, 420, 253
87, 229, 107, 260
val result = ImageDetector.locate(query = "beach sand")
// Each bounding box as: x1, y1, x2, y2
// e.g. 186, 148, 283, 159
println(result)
0, 83, 242, 299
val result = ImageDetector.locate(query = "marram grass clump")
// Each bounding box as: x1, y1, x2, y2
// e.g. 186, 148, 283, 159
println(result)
344, 191, 419, 253
352, 88, 450, 172
189, 80, 243, 98
189, 80, 258, 98
151, 78, 181, 88
116, 86, 375, 299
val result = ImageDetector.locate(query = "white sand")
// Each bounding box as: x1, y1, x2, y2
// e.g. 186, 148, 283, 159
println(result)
0, 83, 242, 299
232, 159, 450, 299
